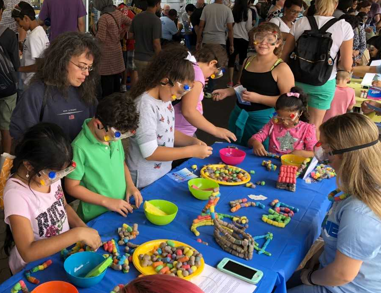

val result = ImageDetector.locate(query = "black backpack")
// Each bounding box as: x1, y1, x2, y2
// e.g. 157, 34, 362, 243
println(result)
288, 16, 339, 86
0, 27, 17, 98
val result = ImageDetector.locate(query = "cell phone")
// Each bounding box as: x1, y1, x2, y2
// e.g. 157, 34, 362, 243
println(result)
217, 257, 263, 285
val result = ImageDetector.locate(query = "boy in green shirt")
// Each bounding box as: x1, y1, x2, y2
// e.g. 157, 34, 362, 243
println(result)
65, 93, 142, 222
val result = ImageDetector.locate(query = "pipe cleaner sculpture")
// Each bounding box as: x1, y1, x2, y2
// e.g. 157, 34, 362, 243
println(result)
190, 195, 273, 259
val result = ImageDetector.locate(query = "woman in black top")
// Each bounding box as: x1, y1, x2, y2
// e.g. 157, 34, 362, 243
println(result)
213, 23, 294, 147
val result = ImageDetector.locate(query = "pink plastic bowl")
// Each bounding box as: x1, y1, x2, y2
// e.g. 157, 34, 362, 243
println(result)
219, 148, 246, 165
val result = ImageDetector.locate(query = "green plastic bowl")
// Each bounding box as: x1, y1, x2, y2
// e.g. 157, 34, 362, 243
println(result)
144, 200, 178, 226
188, 178, 220, 200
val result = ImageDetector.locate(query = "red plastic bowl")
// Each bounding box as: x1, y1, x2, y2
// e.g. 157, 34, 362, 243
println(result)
219, 148, 246, 165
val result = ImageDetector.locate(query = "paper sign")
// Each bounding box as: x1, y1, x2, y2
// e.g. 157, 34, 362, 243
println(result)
166, 168, 197, 182
248, 194, 267, 201
367, 86, 381, 100
361, 73, 376, 87
303, 157, 319, 180
192, 264, 257, 293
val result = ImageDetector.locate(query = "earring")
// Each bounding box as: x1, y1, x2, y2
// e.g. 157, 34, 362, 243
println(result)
26, 171, 29, 178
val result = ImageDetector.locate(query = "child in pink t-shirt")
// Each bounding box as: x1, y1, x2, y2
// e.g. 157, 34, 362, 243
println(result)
3, 123, 101, 274
248, 87, 317, 157
174, 45, 236, 142
323, 71, 355, 123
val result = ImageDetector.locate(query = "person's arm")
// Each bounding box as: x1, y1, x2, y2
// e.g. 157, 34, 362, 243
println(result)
338, 39, 354, 72
197, 20, 205, 50
241, 63, 295, 107
282, 33, 295, 62
352, 65, 377, 78
64, 197, 87, 228
9, 215, 101, 263
78, 17, 85, 33
227, 23, 234, 54
153, 39, 161, 54
358, 27, 367, 56
124, 162, 143, 208
7, 31, 20, 70
246, 9, 253, 33
18, 27, 27, 44
292, 150, 314, 157
174, 130, 205, 147
181, 83, 236, 142
18, 64, 38, 73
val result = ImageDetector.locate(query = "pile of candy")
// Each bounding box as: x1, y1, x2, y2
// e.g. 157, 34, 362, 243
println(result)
11, 280, 29, 293
202, 165, 249, 183
138, 240, 203, 278
61, 242, 92, 260
24, 260, 52, 284
103, 223, 140, 273
230, 198, 265, 212
262, 160, 277, 171
267, 152, 280, 159
271, 199, 299, 217
311, 164, 336, 181
262, 208, 291, 228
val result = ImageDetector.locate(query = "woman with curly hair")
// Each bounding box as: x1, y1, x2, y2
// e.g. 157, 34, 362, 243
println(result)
10, 32, 101, 144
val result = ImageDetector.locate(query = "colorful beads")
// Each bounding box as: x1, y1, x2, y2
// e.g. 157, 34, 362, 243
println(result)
256, 181, 266, 186
202, 165, 250, 183
25, 260, 52, 284
262, 160, 277, 171
230, 199, 265, 212
139, 241, 202, 278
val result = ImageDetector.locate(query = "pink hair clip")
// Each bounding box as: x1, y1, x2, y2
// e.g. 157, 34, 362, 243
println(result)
287, 92, 300, 98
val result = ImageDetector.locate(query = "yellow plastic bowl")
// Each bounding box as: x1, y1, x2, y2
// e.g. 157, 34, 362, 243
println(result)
281, 154, 307, 167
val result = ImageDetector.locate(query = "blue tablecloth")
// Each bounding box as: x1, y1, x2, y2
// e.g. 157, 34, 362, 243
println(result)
0, 142, 336, 293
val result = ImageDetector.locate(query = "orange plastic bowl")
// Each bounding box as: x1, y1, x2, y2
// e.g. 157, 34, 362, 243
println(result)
32, 281, 78, 293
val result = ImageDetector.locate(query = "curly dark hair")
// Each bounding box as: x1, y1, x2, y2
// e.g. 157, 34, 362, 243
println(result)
32, 32, 101, 105
275, 86, 310, 122
129, 45, 195, 100
96, 93, 139, 132
194, 44, 228, 68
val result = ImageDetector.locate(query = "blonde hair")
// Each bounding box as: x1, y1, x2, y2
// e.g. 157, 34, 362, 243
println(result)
250, 23, 283, 57
315, 0, 338, 15
336, 70, 350, 82
320, 113, 381, 219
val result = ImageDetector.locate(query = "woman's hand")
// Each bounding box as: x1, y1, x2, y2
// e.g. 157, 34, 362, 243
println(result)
213, 127, 237, 143
252, 140, 267, 156
300, 268, 314, 286
212, 89, 229, 101
353, 50, 360, 57
242, 90, 260, 103
126, 185, 143, 208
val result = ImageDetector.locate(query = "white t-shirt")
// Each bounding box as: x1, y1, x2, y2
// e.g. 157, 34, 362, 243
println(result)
200, 3, 234, 45
127, 92, 175, 189
290, 16, 354, 80
21, 26, 50, 86
233, 9, 253, 41
269, 17, 291, 33
4, 179, 70, 274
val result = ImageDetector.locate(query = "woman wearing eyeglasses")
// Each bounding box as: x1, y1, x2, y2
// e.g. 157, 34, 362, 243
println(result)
288, 113, 381, 293
10, 32, 101, 145
269, 0, 303, 42
213, 23, 294, 148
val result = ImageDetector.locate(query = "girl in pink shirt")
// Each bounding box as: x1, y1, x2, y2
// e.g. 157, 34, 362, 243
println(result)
248, 87, 317, 157
4, 123, 102, 274
174, 45, 236, 142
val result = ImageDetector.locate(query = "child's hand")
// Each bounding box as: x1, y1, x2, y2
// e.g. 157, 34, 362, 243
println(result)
104, 198, 133, 217
213, 127, 237, 143
77, 227, 102, 251
190, 145, 213, 159
361, 101, 376, 115
192, 138, 207, 146
252, 140, 267, 156
126, 185, 143, 208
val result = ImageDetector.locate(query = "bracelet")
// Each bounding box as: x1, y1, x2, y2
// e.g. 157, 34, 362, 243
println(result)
307, 270, 317, 286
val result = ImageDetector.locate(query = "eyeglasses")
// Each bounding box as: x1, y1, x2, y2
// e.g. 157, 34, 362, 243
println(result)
288, 9, 302, 15
272, 112, 300, 126
314, 140, 380, 163
70, 61, 94, 72
39, 162, 77, 186
253, 33, 278, 45
164, 79, 192, 100
96, 115, 136, 141
211, 67, 225, 79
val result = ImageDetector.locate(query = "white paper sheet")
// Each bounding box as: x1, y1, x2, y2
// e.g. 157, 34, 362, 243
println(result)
371, 60, 381, 66
192, 264, 257, 293
303, 157, 319, 179
361, 73, 376, 87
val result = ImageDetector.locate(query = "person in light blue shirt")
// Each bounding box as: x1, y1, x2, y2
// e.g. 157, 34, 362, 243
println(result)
288, 113, 381, 293
160, 9, 180, 41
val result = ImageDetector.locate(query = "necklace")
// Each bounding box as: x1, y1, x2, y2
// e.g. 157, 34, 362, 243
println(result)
328, 189, 351, 202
